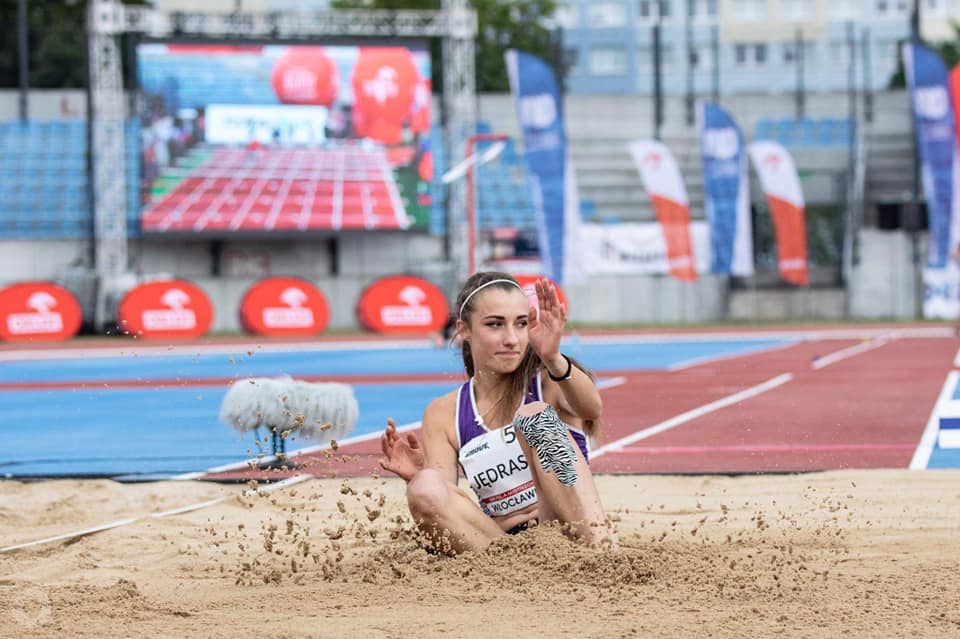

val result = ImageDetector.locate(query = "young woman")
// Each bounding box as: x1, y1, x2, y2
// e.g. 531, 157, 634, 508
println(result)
379, 271, 617, 554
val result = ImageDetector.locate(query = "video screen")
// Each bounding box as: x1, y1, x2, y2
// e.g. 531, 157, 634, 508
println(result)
135, 42, 433, 234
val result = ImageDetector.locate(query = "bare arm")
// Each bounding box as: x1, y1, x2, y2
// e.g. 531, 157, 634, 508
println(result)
419, 395, 460, 485
528, 278, 602, 422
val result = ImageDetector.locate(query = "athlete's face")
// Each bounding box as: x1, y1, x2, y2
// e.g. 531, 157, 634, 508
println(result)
460, 287, 531, 375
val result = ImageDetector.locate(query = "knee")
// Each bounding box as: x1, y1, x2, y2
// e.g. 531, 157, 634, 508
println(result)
406, 468, 450, 518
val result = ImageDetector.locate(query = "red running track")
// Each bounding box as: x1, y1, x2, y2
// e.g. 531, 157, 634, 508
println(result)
201, 335, 957, 482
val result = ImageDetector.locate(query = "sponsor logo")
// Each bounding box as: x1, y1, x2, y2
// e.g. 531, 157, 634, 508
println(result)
262, 287, 314, 328
703, 127, 739, 159
7, 292, 63, 335
0, 282, 82, 341
914, 86, 949, 120
357, 275, 448, 333
462, 440, 490, 458
380, 285, 432, 326
142, 288, 197, 331
519, 93, 557, 129
363, 66, 399, 104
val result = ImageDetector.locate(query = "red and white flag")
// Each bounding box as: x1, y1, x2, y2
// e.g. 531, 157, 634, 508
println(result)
747, 141, 809, 286
628, 140, 697, 281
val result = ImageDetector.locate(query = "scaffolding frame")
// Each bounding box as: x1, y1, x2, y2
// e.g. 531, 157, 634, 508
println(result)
86, 0, 476, 325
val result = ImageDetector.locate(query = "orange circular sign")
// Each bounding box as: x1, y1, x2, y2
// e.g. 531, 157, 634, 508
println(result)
513, 275, 569, 315
240, 277, 330, 336
0, 281, 82, 342
118, 280, 214, 339
357, 275, 449, 333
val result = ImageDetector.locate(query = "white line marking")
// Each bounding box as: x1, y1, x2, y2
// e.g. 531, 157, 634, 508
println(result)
954, 344, 960, 368
811, 337, 890, 370
909, 370, 958, 470
0, 475, 312, 554
591, 373, 795, 459
667, 340, 799, 371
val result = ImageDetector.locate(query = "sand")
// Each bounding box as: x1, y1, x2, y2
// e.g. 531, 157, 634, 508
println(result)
0, 470, 958, 638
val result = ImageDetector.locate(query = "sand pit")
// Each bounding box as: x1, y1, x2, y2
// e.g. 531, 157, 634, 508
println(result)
1, 470, 958, 638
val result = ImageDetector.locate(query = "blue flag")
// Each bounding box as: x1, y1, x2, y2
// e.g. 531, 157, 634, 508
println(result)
505, 50, 581, 283
904, 42, 958, 269
698, 102, 753, 276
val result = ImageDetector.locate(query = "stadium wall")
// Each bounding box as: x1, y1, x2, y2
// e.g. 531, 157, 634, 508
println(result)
0, 90, 926, 331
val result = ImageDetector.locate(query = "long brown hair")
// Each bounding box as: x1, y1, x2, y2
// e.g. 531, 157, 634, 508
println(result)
456, 271, 598, 435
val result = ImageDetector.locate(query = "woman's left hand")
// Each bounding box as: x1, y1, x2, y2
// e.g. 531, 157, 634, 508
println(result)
527, 278, 566, 361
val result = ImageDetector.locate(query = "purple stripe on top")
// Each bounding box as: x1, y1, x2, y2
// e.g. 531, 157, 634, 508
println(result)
457, 372, 588, 462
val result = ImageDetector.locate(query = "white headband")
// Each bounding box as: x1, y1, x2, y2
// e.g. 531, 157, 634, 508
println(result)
458, 279, 522, 318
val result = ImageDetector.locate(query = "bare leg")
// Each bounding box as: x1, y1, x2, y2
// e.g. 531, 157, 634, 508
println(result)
513, 402, 617, 547
406, 468, 505, 555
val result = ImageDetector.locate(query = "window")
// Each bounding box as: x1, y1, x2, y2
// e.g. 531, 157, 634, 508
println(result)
636, 44, 674, 72
588, 47, 627, 75
733, 0, 767, 20
690, 43, 714, 70
734, 42, 768, 67
690, 0, 718, 19
924, 0, 958, 15
589, 2, 628, 27
781, 0, 813, 19
636, 0, 672, 22
782, 41, 815, 65
828, 40, 851, 66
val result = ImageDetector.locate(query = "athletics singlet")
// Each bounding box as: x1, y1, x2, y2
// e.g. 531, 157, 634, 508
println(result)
456, 372, 589, 517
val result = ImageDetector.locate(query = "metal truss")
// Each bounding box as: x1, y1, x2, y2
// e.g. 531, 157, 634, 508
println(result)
86, 0, 477, 323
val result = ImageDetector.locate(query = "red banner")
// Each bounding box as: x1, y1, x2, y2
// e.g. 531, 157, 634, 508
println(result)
649, 195, 697, 281
118, 280, 214, 339
356, 275, 449, 333
0, 282, 82, 342
240, 277, 329, 336
767, 195, 810, 286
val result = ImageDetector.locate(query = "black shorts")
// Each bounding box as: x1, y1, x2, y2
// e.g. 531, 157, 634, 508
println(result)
506, 519, 538, 536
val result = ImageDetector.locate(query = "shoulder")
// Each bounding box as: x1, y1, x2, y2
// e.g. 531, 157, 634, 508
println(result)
422, 387, 459, 429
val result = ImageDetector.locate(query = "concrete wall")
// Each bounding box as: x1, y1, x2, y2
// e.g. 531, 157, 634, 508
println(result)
847, 228, 923, 320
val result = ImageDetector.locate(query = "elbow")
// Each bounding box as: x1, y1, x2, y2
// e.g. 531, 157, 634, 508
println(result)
581, 397, 603, 422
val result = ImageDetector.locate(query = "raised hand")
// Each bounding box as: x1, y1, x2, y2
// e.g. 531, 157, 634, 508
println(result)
527, 278, 567, 362
378, 418, 425, 482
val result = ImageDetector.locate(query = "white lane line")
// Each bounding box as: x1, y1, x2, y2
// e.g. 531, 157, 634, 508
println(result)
591, 373, 795, 459
909, 370, 959, 470
0, 475, 312, 554
175, 377, 628, 481
667, 340, 799, 371
811, 337, 890, 370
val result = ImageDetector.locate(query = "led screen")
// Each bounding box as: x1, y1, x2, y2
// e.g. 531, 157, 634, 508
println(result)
136, 42, 433, 234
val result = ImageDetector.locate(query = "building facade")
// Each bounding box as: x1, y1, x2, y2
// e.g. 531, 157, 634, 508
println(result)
555, 0, 957, 95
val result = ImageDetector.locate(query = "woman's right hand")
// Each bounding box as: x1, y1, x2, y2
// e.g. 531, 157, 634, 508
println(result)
378, 418, 425, 482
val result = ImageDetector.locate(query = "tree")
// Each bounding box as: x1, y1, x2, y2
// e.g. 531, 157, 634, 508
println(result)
331, 0, 560, 92
0, 0, 149, 90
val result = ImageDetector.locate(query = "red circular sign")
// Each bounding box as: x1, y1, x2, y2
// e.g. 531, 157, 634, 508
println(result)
271, 47, 339, 106
0, 281, 82, 342
357, 275, 449, 333
117, 280, 214, 339
239, 277, 330, 336
513, 275, 569, 315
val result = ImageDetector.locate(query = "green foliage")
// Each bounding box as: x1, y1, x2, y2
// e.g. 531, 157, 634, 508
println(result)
332, 0, 560, 92
0, 0, 149, 89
